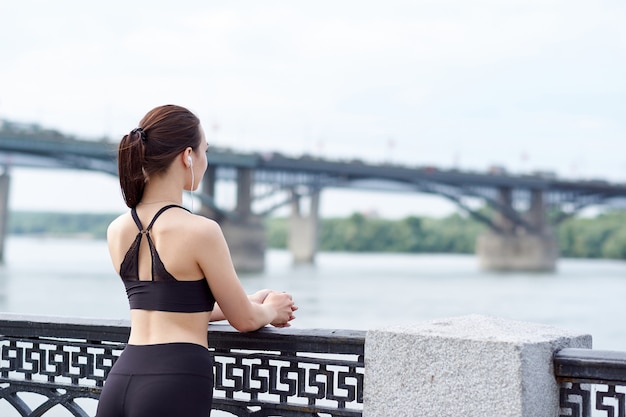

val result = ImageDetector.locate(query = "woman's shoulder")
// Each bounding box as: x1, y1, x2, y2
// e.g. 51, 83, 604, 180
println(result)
107, 212, 131, 237
180, 212, 223, 237
106, 212, 135, 257
160, 211, 226, 254
158, 208, 222, 239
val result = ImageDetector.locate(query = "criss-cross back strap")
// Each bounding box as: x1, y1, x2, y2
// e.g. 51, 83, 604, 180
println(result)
130, 204, 189, 232
127, 204, 190, 281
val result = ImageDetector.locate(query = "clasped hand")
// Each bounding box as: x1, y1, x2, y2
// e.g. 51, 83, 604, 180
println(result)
250, 289, 298, 328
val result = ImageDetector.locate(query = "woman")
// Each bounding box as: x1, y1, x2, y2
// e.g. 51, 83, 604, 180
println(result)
96, 104, 297, 417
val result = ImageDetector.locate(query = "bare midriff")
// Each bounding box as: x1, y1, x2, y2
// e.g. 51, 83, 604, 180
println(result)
127, 310, 212, 348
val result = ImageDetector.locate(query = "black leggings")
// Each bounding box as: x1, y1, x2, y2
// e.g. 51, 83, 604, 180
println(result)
96, 343, 213, 417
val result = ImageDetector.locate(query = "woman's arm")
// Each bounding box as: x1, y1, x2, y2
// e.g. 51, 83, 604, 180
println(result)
194, 219, 296, 331
209, 289, 274, 322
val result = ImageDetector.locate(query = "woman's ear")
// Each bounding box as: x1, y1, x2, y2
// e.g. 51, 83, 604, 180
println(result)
182, 147, 193, 168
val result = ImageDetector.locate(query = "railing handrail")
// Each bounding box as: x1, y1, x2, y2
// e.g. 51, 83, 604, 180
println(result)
555, 347, 626, 417
0, 313, 131, 342
554, 347, 626, 384
0, 312, 366, 353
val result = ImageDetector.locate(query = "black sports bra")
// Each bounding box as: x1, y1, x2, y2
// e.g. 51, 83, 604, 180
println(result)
119, 204, 215, 313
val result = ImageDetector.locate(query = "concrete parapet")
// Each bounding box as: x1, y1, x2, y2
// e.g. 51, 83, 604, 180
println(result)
364, 315, 591, 417
477, 232, 559, 272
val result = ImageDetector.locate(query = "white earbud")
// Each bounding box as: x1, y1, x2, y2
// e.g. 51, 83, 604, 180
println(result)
188, 155, 195, 213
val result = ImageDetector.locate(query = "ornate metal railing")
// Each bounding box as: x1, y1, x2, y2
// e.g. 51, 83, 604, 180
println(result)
0, 314, 364, 417
555, 348, 626, 417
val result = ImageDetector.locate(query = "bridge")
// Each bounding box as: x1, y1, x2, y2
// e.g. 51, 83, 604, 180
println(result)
2, 120, 626, 272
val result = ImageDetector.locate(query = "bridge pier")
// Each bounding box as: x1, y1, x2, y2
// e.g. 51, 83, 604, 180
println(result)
218, 168, 266, 273
220, 215, 266, 274
288, 190, 320, 264
198, 165, 219, 218
476, 188, 558, 272
476, 233, 558, 272
199, 165, 217, 214
0, 169, 9, 263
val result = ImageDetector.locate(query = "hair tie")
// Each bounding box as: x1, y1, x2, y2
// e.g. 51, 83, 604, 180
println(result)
131, 127, 146, 142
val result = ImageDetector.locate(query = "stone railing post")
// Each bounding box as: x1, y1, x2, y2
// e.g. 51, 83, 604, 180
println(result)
364, 315, 591, 417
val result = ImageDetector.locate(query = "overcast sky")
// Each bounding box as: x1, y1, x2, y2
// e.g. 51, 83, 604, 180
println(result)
1, 0, 625, 216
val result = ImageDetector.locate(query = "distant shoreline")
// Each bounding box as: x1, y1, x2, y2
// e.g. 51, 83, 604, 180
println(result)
7, 210, 626, 260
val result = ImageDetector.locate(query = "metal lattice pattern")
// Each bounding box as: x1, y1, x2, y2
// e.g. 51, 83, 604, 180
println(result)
0, 336, 123, 416
560, 382, 626, 417
0, 316, 365, 417
0, 337, 123, 387
212, 349, 363, 416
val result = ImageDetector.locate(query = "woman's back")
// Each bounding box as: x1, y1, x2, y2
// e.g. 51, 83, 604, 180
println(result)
107, 204, 216, 347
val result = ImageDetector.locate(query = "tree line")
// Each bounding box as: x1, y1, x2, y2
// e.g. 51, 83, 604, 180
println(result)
8, 211, 118, 239
267, 210, 626, 260
7, 210, 626, 260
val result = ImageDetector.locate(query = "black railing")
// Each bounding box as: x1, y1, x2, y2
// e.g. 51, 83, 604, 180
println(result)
555, 348, 626, 417
8, 313, 624, 416
0, 314, 365, 417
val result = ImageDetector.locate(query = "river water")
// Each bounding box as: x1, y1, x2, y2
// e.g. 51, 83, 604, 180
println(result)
1, 236, 625, 350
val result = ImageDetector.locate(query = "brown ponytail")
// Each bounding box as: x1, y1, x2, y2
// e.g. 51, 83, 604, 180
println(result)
117, 105, 201, 208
